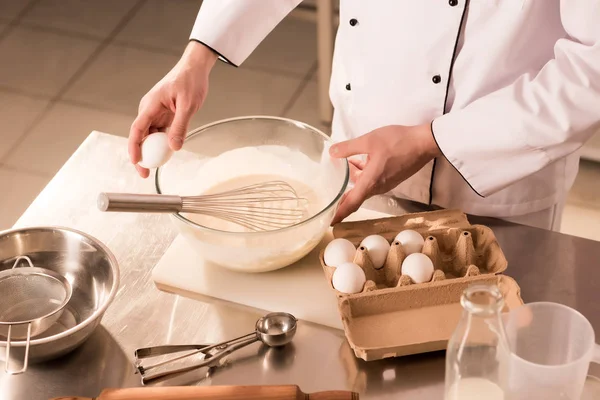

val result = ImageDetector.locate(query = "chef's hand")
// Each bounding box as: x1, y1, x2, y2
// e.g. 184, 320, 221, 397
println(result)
329, 123, 441, 224
129, 42, 218, 178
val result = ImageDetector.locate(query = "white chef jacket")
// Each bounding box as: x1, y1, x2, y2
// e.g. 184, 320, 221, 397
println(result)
190, 0, 600, 218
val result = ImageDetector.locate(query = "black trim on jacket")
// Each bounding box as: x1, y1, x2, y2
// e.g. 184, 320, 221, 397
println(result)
190, 39, 238, 67
431, 121, 484, 198
428, 0, 480, 203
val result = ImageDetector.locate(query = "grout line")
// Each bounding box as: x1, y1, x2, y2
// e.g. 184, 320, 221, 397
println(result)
0, 22, 14, 42
0, 85, 54, 101
306, 64, 318, 80
16, 22, 105, 42
0, 163, 53, 179
0, 0, 148, 165
0, 102, 57, 165
0, 89, 136, 118
12, 0, 44, 21
57, 98, 136, 117
111, 39, 187, 57
280, 61, 318, 117
52, 0, 148, 101
0, 0, 43, 41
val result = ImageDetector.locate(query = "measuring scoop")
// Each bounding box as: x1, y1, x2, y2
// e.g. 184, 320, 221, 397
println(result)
134, 312, 297, 385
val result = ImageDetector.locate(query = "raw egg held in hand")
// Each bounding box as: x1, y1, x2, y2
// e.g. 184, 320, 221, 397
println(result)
394, 230, 425, 255
359, 235, 391, 268
139, 132, 173, 169
401, 253, 434, 284
324, 238, 356, 267
332, 262, 366, 294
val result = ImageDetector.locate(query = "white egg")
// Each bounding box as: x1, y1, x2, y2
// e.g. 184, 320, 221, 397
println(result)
401, 253, 434, 284
394, 230, 425, 255
324, 238, 356, 267
359, 235, 391, 268
332, 262, 366, 294
139, 132, 173, 169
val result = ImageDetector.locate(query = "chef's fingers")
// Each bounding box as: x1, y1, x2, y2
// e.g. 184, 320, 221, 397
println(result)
135, 164, 150, 179
339, 191, 349, 204
168, 99, 195, 151
349, 156, 367, 171
331, 167, 377, 224
349, 161, 362, 183
329, 135, 369, 158
129, 112, 153, 165
331, 192, 350, 226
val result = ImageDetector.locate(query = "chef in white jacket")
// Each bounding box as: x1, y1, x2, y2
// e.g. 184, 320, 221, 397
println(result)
129, 0, 600, 231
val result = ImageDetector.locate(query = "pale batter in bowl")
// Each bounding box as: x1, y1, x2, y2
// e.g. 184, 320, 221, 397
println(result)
156, 116, 349, 272
186, 173, 321, 233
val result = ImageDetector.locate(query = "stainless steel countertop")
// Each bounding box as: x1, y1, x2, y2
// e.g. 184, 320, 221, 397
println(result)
2, 132, 600, 400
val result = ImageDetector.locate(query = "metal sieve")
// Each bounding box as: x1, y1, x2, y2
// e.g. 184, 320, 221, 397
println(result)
0, 256, 72, 374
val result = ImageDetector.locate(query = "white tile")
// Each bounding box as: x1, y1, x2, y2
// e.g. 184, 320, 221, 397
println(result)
560, 203, 600, 242
0, 0, 32, 21
188, 63, 303, 128
5, 102, 134, 175
21, 0, 138, 38
244, 16, 317, 77
0, 26, 99, 97
283, 79, 331, 134
0, 91, 50, 159
0, 167, 50, 229
62, 44, 179, 115
567, 160, 600, 210
114, 0, 203, 53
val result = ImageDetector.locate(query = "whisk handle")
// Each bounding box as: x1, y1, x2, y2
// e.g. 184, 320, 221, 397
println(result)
98, 193, 183, 213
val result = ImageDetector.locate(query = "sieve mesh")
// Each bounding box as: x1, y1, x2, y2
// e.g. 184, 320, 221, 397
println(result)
0, 273, 69, 324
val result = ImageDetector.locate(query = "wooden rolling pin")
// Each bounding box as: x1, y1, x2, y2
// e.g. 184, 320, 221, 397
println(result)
51, 385, 359, 400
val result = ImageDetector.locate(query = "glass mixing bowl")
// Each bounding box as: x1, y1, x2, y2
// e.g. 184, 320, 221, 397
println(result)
156, 116, 349, 273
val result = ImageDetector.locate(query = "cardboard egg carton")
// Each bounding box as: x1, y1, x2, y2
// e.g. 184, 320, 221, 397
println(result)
319, 209, 524, 361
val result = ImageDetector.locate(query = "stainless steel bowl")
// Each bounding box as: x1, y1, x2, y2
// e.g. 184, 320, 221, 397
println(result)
0, 227, 119, 363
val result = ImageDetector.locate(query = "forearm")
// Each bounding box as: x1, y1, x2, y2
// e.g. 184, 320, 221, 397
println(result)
180, 41, 218, 73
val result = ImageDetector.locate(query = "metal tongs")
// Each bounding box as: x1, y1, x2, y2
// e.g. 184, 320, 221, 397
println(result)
134, 312, 297, 385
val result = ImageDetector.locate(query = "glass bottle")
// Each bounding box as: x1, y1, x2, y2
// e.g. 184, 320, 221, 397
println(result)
445, 284, 510, 400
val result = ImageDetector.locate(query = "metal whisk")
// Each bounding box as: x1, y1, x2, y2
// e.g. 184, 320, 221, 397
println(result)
98, 181, 309, 231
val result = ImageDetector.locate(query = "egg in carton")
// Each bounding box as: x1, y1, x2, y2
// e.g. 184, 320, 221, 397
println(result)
319, 209, 524, 361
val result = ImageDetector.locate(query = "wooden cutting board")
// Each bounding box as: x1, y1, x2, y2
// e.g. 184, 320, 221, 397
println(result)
152, 208, 390, 330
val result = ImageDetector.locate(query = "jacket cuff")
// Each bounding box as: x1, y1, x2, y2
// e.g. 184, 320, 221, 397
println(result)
430, 117, 484, 198
189, 39, 237, 67
189, 0, 301, 67
432, 112, 547, 198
